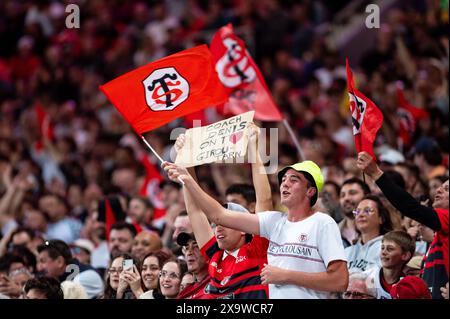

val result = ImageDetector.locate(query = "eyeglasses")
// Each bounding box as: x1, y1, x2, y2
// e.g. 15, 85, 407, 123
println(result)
108, 267, 123, 274
342, 291, 375, 299
352, 207, 376, 216
159, 271, 180, 280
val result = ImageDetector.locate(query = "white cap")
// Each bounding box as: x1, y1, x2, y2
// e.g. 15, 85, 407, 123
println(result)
72, 239, 95, 254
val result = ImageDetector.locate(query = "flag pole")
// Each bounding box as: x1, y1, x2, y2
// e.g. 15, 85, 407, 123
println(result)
140, 135, 185, 185
282, 119, 305, 162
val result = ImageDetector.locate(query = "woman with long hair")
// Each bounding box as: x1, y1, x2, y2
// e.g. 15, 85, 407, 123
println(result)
101, 253, 139, 299
127, 250, 173, 299
345, 194, 393, 273
158, 259, 188, 299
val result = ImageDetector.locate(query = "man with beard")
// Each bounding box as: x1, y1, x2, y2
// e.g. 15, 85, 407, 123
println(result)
176, 232, 210, 299
338, 178, 371, 247
108, 222, 137, 258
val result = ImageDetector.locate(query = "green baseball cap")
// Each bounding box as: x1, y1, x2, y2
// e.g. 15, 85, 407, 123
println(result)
277, 161, 324, 205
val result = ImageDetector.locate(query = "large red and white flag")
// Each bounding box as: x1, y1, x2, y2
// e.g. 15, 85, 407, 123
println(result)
396, 83, 428, 147
346, 59, 383, 159
100, 45, 228, 134
210, 24, 283, 121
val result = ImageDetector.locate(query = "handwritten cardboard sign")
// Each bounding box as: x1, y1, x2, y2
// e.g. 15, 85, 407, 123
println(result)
175, 111, 254, 167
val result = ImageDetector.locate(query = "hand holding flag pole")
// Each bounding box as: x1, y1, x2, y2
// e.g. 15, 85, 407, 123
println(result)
140, 135, 185, 185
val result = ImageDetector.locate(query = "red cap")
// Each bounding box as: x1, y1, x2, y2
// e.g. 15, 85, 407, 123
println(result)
390, 276, 431, 299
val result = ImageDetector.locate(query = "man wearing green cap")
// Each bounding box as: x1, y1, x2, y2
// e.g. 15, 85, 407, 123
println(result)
162, 160, 348, 298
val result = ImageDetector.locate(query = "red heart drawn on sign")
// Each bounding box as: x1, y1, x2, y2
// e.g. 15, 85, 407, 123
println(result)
229, 131, 243, 144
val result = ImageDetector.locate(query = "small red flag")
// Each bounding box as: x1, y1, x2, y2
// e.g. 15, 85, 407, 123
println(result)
100, 45, 228, 134
139, 155, 167, 221
396, 84, 428, 147
34, 103, 55, 152
346, 59, 383, 159
210, 24, 283, 121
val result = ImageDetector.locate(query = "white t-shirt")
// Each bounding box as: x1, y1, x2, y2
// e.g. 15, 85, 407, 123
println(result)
345, 236, 382, 273
258, 211, 347, 299
363, 266, 392, 299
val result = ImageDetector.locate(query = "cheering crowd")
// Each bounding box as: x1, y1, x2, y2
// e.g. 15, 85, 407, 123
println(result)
0, 0, 448, 299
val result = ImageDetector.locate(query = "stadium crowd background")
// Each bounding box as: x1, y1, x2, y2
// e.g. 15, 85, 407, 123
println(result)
0, 0, 448, 299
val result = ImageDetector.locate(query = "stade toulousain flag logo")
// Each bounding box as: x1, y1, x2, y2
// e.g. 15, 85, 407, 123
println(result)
143, 67, 189, 111
215, 37, 256, 88
348, 91, 367, 135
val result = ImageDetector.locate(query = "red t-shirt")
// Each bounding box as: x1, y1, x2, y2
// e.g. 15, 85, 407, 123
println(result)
177, 274, 211, 299
200, 235, 269, 299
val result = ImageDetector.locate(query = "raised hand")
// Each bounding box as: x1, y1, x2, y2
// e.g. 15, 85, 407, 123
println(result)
161, 161, 191, 184
247, 122, 260, 145
174, 133, 186, 154
356, 152, 383, 180
123, 265, 143, 297
117, 270, 129, 298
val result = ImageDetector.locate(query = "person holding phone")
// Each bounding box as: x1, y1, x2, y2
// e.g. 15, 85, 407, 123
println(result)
101, 253, 139, 299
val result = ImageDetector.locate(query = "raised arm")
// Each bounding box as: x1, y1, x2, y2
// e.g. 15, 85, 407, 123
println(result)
247, 123, 273, 212
356, 151, 442, 231
162, 162, 260, 236
174, 134, 214, 247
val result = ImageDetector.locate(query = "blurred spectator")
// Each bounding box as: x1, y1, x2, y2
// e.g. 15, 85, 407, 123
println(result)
224, 184, 256, 213
61, 280, 88, 299
38, 194, 82, 244
131, 230, 162, 262
338, 178, 371, 247
108, 222, 137, 259
23, 276, 64, 299
70, 238, 95, 265
36, 239, 104, 298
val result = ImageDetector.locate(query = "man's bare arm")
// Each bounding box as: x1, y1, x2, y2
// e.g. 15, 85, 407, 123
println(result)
261, 260, 349, 292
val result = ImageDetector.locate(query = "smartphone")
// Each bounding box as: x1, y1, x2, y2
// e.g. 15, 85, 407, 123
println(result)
122, 259, 133, 271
